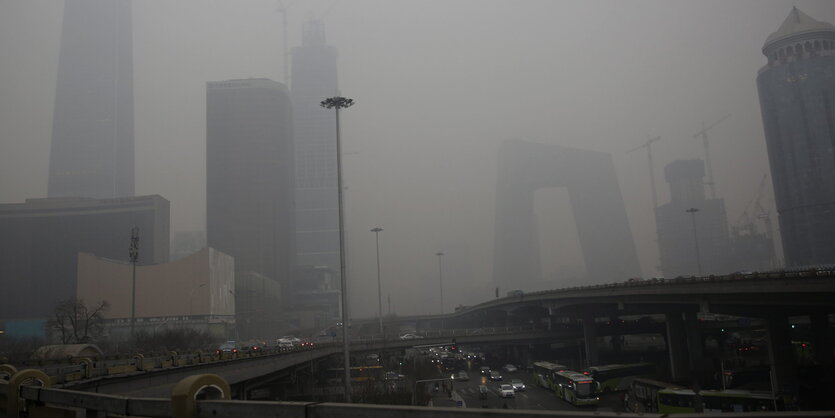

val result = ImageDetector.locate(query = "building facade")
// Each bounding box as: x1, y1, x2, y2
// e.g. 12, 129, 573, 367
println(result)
206, 78, 294, 336
656, 160, 731, 278
0, 196, 169, 321
757, 8, 835, 267
76, 248, 235, 339
291, 20, 341, 278
48, 0, 134, 199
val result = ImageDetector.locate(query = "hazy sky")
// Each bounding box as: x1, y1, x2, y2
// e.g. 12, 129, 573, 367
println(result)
1, 0, 834, 317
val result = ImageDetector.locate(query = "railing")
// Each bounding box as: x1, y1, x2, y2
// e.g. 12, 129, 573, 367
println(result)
4, 373, 833, 418
0, 327, 555, 387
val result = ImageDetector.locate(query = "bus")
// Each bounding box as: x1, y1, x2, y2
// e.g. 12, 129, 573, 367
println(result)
585, 363, 655, 392
552, 369, 599, 406
629, 378, 779, 413
531, 361, 568, 390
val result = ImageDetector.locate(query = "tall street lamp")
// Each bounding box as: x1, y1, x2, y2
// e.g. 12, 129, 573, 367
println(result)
371, 227, 384, 335
320, 95, 354, 402
686, 208, 703, 277
436, 252, 444, 314
129, 226, 139, 339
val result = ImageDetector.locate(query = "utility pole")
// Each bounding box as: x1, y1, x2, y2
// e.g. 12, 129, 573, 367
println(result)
436, 252, 444, 314
129, 226, 139, 339
371, 227, 384, 335
686, 208, 702, 277
320, 96, 354, 403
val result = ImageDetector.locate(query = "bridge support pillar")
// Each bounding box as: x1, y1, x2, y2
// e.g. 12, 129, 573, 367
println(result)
582, 314, 599, 367
766, 314, 798, 396
810, 311, 833, 366
665, 312, 691, 383
684, 311, 707, 389
610, 315, 622, 353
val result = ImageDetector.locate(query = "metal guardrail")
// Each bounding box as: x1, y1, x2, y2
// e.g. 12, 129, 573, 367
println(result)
3, 375, 834, 418
2, 326, 552, 387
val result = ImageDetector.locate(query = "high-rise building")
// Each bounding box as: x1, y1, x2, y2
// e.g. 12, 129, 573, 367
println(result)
757, 8, 835, 267
493, 140, 642, 290
206, 78, 295, 336
656, 160, 730, 278
291, 20, 341, 278
0, 195, 169, 321
48, 0, 134, 199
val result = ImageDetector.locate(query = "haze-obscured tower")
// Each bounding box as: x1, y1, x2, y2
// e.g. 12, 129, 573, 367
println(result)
291, 20, 341, 279
493, 140, 641, 290
656, 160, 731, 277
206, 78, 295, 336
757, 8, 835, 267
48, 0, 134, 199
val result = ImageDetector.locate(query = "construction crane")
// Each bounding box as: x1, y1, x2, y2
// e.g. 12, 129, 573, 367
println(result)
627, 135, 662, 210
692, 113, 730, 199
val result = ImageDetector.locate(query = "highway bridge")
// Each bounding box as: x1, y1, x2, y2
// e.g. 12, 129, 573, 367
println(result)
2, 270, 834, 417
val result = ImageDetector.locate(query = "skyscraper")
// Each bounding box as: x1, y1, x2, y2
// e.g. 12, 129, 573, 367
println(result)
757, 8, 835, 267
656, 160, 730, 278
206, 78, 295, 336
291, 20, 341, 277
48, 0, 134, 199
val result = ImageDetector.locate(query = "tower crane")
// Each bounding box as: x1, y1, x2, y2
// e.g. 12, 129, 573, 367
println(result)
692, 113, 730, 199
627, 135, 662, 210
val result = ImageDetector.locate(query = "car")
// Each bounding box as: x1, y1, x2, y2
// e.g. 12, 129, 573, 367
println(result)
510, 378, 526, 391
502, 364, 518, 373
276, 339, 295, 349
399, 333, 423, 340
478, 385, 490, 399
278, 336, 301, 344
489, 370, 502, 381
300, 341, 315, 348
500, 384, 515, 398
479, 366, 491, 375
216, 341, 240, 354
455, 371, 470, 381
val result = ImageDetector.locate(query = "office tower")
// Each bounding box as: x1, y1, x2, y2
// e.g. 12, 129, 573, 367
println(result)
48, 0, 134, 199
757, 7, 835, 267
206, 78, 294, 336
0, 196, 169, 321
493, 140, 642, 290
291, 20, 341, 277
656, 160, 731, 278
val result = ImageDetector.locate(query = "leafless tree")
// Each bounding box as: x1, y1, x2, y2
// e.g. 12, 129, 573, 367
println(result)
49, 298, 109, 344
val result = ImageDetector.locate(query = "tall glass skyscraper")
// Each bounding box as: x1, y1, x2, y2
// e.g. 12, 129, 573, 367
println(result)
48, 0, 134, 199
291, 20, 341, 277
757, 7, 835, 266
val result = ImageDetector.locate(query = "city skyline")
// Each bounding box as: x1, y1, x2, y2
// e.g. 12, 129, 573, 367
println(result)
2, 1, 835, 317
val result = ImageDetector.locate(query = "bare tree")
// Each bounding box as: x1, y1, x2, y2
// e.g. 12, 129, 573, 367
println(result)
49, 298, 109, 344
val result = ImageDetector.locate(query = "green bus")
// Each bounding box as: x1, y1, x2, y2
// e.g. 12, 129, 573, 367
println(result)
629, 378, 778, 413
531, 361, 568, 391
552, 369, 600, 406
585, 363, 655, 392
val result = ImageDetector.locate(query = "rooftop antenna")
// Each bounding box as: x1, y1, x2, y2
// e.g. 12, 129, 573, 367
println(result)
627, 135, 662, 210
692, 113, 730, 199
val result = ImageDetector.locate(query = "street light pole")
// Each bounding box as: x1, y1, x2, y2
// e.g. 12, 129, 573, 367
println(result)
129, 226, 139, 340
371, 227, 384, 335
686, 208, 703, 277
321, 96, 355, 403
436, 252, 444, 314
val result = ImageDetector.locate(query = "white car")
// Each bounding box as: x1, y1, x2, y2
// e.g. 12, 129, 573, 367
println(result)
502, 364, 518, 373
500, 384, 515, 398
399, 333, 423, 340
